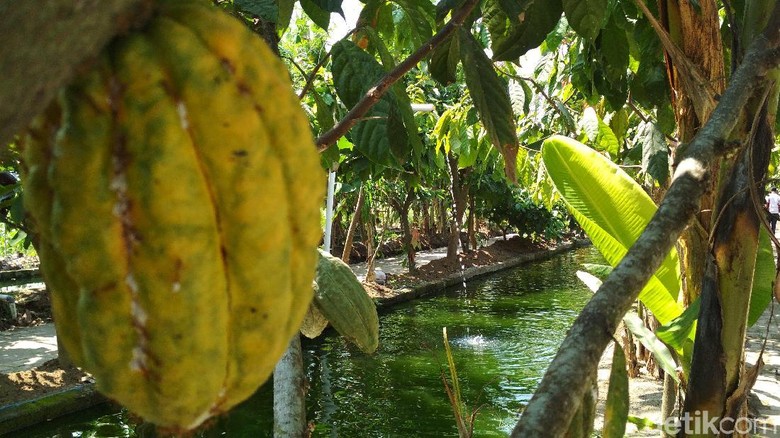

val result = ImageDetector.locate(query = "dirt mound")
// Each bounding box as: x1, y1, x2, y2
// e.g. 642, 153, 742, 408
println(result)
0, 358, 91, 405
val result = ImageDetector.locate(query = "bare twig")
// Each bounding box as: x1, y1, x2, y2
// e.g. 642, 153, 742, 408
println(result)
314, 0, 481, 151
511, 4, 780, 435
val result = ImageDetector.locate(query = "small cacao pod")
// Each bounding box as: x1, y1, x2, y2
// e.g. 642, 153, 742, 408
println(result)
20, 0, 323, 432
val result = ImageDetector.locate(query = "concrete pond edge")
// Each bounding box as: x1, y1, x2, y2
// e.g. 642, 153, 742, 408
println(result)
0, 239, 591, 435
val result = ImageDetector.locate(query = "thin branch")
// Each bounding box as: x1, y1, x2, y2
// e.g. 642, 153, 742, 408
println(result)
511, 3, 780, 435
314, 0, 481, 151
297, 49, 333, 100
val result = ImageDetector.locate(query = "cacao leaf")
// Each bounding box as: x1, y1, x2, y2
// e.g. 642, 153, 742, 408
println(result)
363, 27, 423, 162
508, 80, 527, 116
309, 0, 343, 14
600, 16, 630, 81
578, 107, 619, 156
300, 0, 330, 29
429, 36, 460, 85
331, 40, 410, 166
234, 0, 277, 22
486, 0, 564, 61
392, 0, 435, 48
608, 108, 629, 143
276, 0, 295, 31
563, 0, 608, 41
315, 250, 380, 354
458, 28, 519, 177
638, 121, 668, 184
603, 340, 629, 438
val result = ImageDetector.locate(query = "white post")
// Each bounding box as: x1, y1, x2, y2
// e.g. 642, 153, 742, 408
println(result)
323, 168, 337, 253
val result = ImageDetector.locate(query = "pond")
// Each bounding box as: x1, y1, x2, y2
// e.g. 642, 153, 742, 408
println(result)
19, 246, 604, 437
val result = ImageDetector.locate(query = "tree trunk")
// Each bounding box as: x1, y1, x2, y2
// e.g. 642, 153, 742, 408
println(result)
364, 217, 376, 282
682, 104, 773, 437
661, 372, 677, 438
273, 335, 308, 438
672, 1, 777, 435
341, 185, 365, 263
390, 186, 417, 273
421, 199, 432, 236
446, 153, 469, 261
467, 193, 477, 250
438, 197, 448, 234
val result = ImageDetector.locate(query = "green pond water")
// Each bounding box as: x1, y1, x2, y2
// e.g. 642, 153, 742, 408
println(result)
19, 246, 603, 437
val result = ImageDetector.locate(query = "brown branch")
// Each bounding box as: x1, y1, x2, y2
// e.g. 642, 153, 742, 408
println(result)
0, 0, 152, 147
297, 50, 332, 100
511, 3, 780, 435
314, 0, 480, 151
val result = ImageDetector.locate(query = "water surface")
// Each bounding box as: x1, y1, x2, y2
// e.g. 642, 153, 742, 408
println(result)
20, 246, 603, 437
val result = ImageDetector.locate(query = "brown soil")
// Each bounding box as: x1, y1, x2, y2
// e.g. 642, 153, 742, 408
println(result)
387, 235, 555, 288
0, 358, 92, 405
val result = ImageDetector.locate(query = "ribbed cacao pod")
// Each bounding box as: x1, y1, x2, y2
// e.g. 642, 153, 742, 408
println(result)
20, 0, 323, 432
314, 251, 379, 353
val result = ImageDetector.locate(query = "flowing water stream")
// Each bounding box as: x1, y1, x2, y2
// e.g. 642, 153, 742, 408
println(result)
19, 246, 603, 437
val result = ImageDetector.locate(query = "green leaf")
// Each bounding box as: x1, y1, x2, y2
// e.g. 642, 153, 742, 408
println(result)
627, 416, 658, 430
486, 0, 564, 61
603, 340, 629, 438
300, 0, 330, 29
309, 0, 343, 14
429, 36, 460, 85
542, 135, 683, 324
622, 312, 679, 382
656, 298, 699, 351
276, 0, 295, 32
315, 250, 380, 353
313, 90, 334, 134
638, 121, 669, 185
392, 0, 435, 48
331, 41, 410, 166
578, 107, 619, 156
563, 0, 608, 41
609, 108, 629, 143
234, 0, 278, 22
749, 227, 774, 326
363, 27, 424, 162
600, 15, 630, 81
458, 29, 518, 172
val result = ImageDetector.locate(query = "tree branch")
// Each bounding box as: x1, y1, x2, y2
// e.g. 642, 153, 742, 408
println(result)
0, 0, 153, 147
314, 0, 480, 151
511, 3, 780, 435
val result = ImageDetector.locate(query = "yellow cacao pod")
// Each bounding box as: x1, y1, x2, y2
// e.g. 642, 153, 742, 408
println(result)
20, 0, 323, 432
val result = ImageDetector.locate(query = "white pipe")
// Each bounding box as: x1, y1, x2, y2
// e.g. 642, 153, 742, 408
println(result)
323, 169, 336, 253
411, 103, 435, 113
